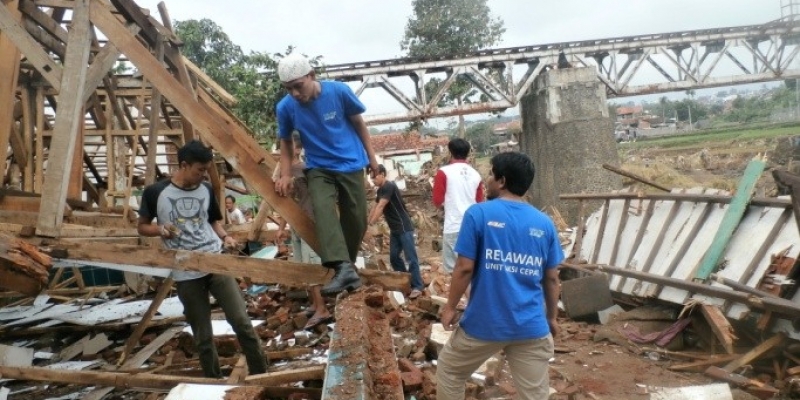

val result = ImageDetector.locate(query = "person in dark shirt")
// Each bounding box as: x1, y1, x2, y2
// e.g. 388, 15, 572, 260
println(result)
368, 165, 424, 299
137, 140, 267, 378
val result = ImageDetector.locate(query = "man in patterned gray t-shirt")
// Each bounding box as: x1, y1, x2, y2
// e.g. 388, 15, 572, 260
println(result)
138, 140, 267, 378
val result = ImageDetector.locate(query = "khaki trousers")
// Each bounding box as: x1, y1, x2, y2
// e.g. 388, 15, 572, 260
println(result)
436, 327, 554, 400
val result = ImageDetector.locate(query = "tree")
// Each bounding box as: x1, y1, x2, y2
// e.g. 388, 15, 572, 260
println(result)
400, 0, 505, 137
173, 19, 310, 147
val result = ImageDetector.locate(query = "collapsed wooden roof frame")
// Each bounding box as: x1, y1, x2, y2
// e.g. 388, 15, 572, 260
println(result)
0, 0, 317, 247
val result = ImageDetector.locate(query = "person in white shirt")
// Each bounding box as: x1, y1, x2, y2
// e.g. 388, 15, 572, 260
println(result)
433, 138, 484, 273
225, 195, 246, 225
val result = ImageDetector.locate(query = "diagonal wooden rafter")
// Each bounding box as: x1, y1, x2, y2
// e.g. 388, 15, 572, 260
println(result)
89, 0, 319, 250
0, 0, 62, 89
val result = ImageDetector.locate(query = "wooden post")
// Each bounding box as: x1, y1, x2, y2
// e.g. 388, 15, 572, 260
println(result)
34, 86, 44, 193
0, 0, 21, 179
21, 87, 33, 191
35, 0, 92, 237
67, 109, 85, 200
144, 36, 163, 185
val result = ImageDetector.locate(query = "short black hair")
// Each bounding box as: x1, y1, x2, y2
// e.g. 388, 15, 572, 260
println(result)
177, 140, 213, 165
491, 152, 535, 196
225, 195, 235, 203
448, 138, 471, 159
377, 164, 387, 176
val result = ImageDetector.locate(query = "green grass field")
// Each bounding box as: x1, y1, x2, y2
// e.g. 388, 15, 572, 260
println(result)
625, 122, 800, 150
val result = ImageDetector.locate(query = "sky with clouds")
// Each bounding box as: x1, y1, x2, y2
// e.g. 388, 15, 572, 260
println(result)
135, 0, 786, 124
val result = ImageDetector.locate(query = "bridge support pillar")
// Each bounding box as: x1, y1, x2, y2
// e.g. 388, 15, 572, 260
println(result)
519, 67, 622, 225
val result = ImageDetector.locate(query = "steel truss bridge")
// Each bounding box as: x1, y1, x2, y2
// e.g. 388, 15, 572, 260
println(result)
321, 16, 800, 125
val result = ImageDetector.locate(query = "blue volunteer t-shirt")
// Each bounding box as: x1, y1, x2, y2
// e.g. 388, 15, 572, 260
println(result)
276, 81, 368, 173
455, 199, 565, 341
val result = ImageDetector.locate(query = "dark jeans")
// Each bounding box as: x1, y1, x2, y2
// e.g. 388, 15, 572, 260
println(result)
306, 168, 367, 265
390, 230, 424, 290
176, 274, 267, 378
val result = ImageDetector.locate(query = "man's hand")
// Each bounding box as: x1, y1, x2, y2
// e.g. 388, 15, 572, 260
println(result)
160, 223, 180, 239
276, 228, 289, 243
275, 176, 294, 197
440, 305, 458, 331
368, 160, 379, 179
223, 235, 238, 250
548, 317, 560, 337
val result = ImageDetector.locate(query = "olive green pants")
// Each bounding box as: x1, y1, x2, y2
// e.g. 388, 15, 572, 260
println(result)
305, 168, 367, 265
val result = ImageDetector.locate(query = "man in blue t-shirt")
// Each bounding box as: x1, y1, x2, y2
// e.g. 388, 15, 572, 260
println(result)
436, 152, 564, 400
275, 53, 379, 296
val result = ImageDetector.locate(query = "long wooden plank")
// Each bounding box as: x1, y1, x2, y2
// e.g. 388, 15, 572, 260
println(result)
0, 0, 21, 176
0, 365, 223, 389
0, 0, 62, 89
90, 0, 320, 252
144, 37, 164, 185
49, 241, 410, 291
723, 332, 785, 372
696, 159, 765, 280
244, 365, 325, 385
35, 0, 92, 237
117, 277, 174, 365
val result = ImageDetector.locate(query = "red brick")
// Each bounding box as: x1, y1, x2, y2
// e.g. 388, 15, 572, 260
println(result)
398, 358, 419, 373
402, 370, 423, 392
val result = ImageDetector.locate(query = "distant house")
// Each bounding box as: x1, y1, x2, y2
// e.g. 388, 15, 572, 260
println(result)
370, 131, 450, 178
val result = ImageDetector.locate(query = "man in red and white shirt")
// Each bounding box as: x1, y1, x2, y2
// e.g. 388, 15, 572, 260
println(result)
433, 138, 484, 272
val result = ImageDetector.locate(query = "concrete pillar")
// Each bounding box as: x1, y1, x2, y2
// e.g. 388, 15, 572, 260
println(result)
519, 67, 622, 225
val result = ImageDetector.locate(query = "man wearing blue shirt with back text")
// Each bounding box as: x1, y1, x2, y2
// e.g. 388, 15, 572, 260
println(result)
275, 53, 379, 296
437, 152, 563, 400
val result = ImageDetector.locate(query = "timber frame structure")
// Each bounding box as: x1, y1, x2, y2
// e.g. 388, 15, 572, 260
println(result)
0, 0, 316, 246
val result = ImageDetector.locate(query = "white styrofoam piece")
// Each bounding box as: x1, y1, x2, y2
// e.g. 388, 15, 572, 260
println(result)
164, 384, 235, 400
649, 382, 732, 400
0, 344, 33, 367
32, 295, 50, 306
0, 387, 8, 400
183, 320, 263, 336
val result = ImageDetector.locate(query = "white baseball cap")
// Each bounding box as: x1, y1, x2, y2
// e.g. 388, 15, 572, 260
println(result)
278, 53, 313, 82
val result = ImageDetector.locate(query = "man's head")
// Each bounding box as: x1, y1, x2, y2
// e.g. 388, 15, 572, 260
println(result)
176, 140, 213, 186
448, 138, 471, 160
225, 195, 236, 211
486, 152, 535, 200
278, 53, 316, 104
373, 164, 388, 186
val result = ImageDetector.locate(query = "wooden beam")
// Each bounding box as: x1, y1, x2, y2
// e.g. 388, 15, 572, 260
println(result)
244, 365, 325, 385
49, 241, 410, 291
19, 0, 68, 43
602, 163, 671, 192
0, 365, 224, 389
182, 54, 236, 106
90, 2, 320, 252
67, 110, 85, 200
35, 0, 91, 237
563, 263, 800, 318
0, 0, 62, 90
0, 0, 22, 177
21, 88, 34, 191
723, 332, 786, 373
698, 304, 737, 355
144, 36, 163, 185
117, 277, 173, 365
34, 86, 44, 192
